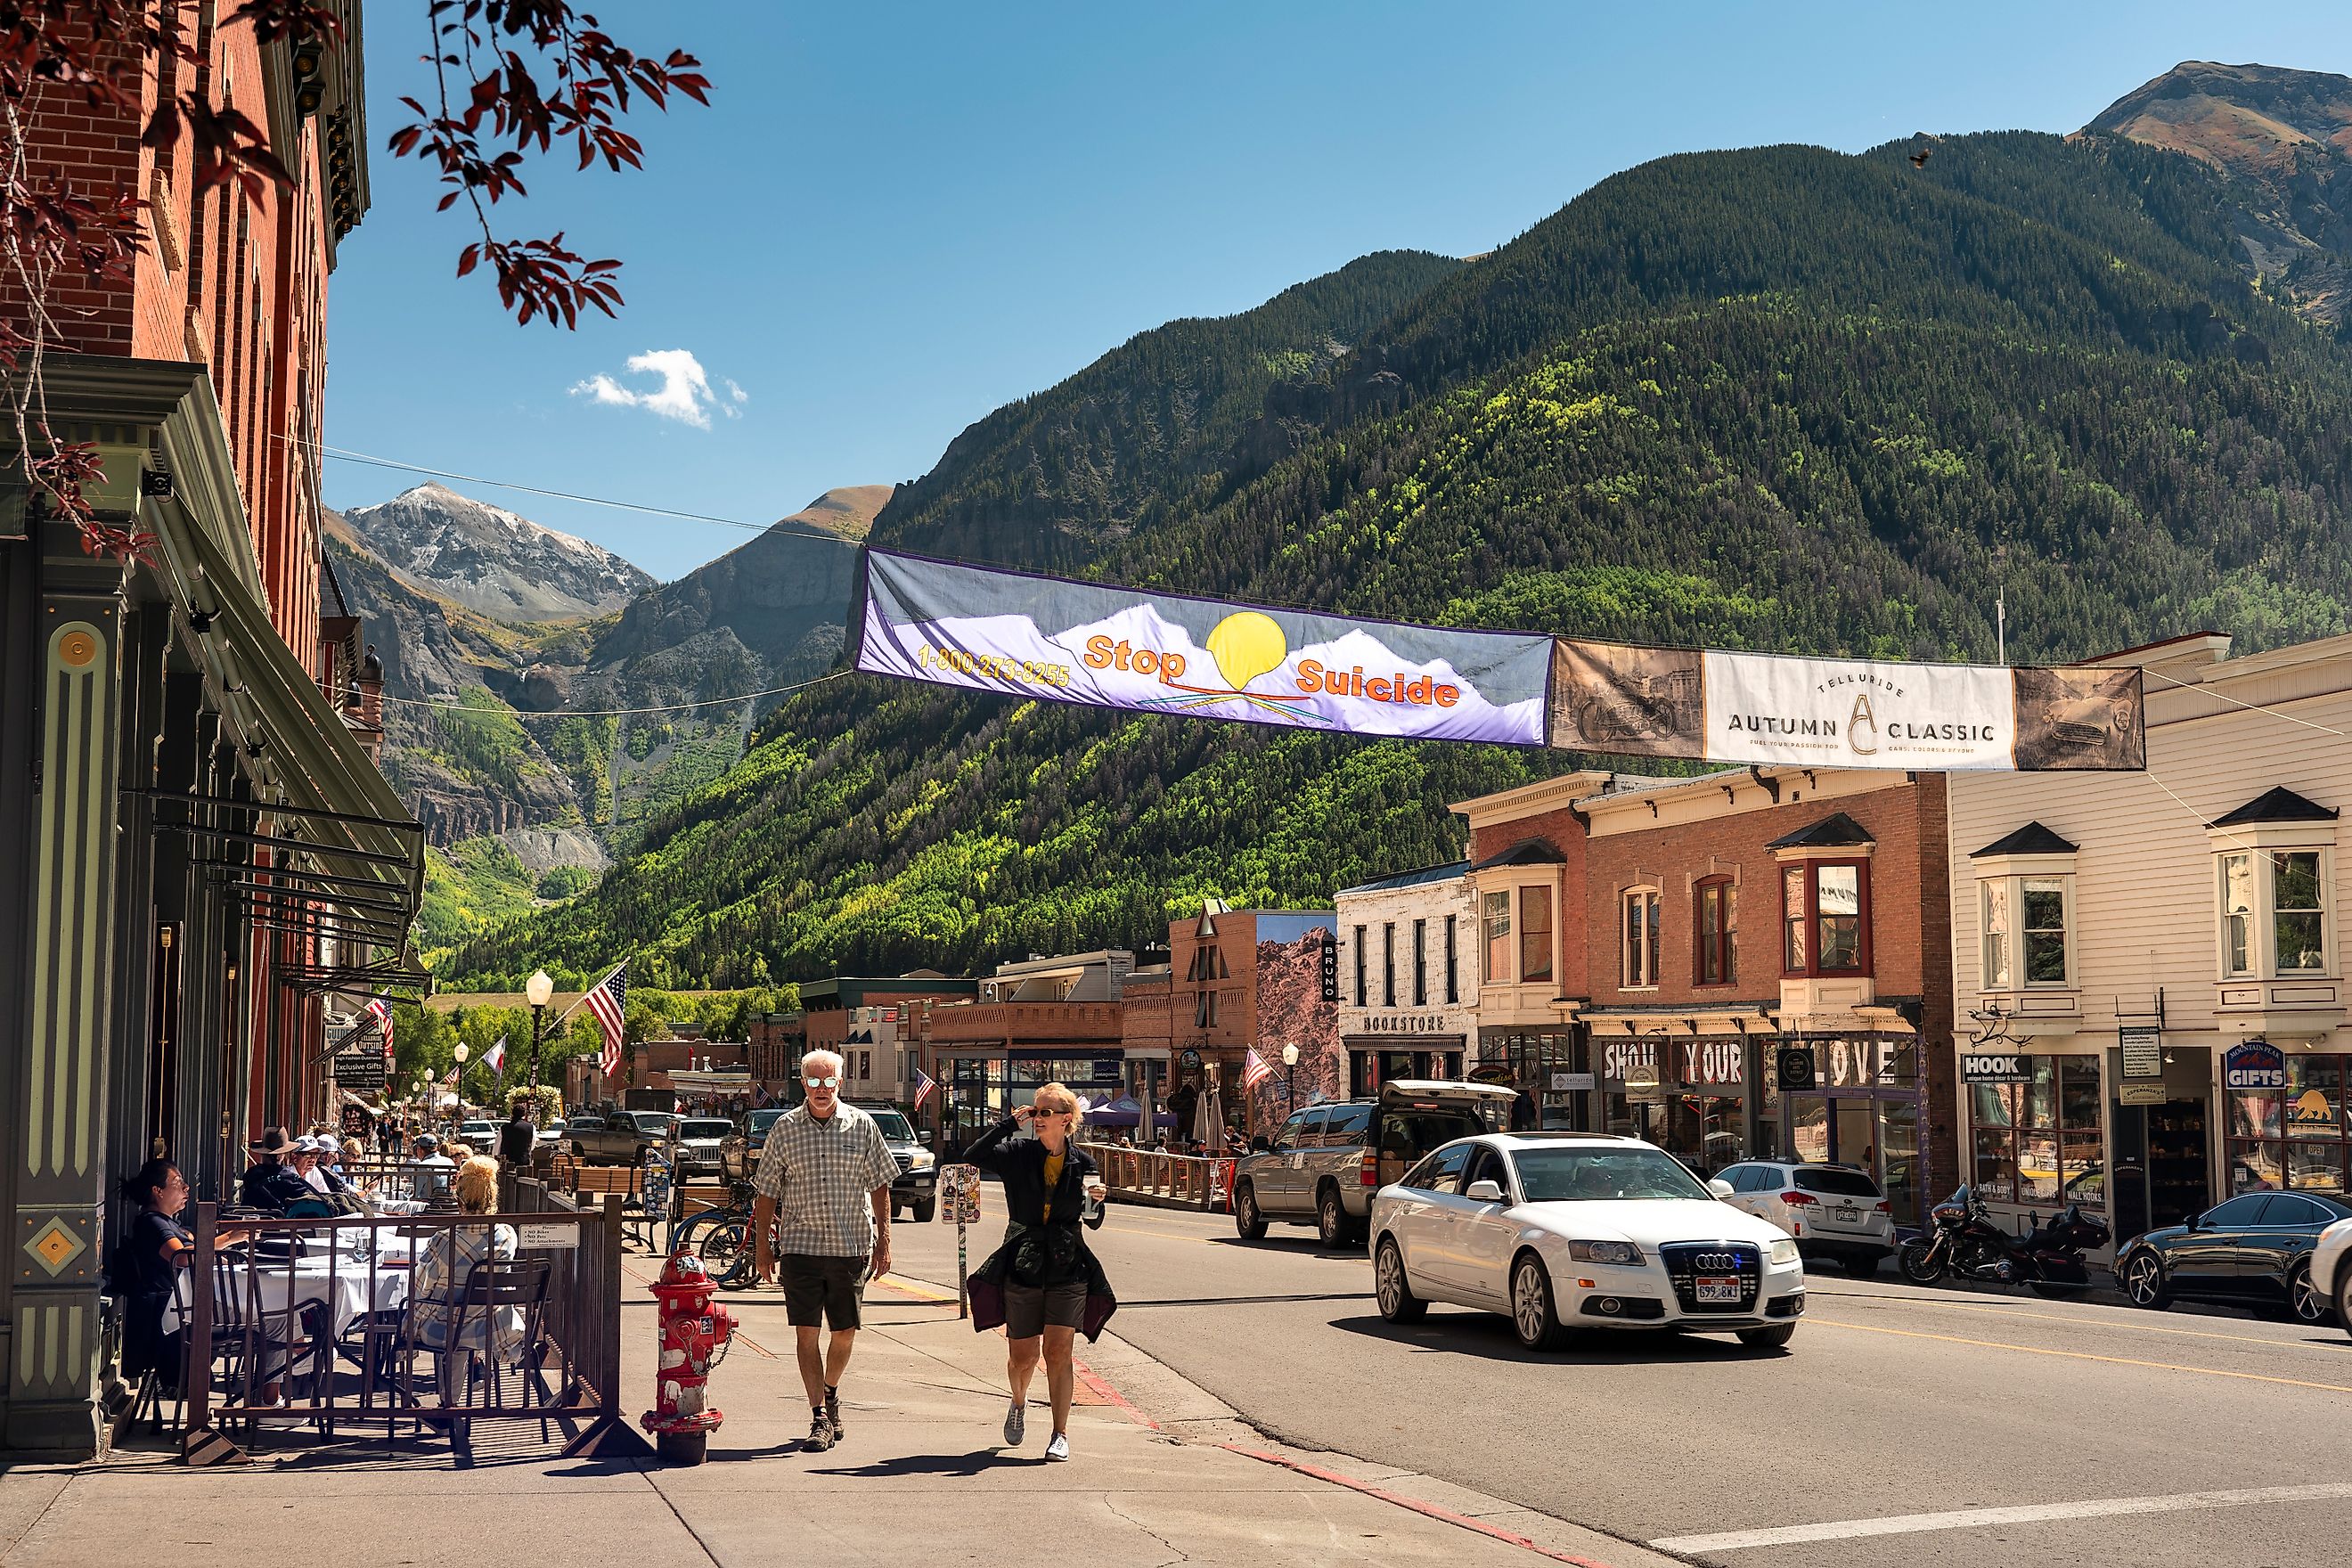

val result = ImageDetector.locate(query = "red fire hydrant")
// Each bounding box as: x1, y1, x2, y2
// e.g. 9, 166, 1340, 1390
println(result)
641, 1249, 735, 1464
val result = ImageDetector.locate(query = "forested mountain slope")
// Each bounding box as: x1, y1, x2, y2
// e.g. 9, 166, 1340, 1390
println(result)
870, 249, 1464, 569
440, 126, 2352, 990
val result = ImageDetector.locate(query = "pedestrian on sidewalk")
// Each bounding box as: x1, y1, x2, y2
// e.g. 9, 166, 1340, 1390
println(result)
966, 1082, 1116, 1461
750, 1049, 897, 1453
497, 1100, 535, 1170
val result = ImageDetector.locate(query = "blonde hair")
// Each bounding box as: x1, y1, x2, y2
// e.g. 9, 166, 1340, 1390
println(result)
1033, 1082, 1085, 1130
453, 1156, 499, 1214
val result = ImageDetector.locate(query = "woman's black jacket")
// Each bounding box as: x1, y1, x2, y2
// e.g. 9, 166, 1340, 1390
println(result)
963, 1116, 1116, 1337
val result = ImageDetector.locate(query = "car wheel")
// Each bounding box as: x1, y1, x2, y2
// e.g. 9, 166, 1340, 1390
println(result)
2119, 1249, 2171, 1311
1510, 1252, 1565, 1352
1316, 1184, 1356, 1249
2289, 1262, 2335, 1327
1375, 1237, 1425, 1324
1737, 1324, 1797, 1350
1234, 1182, 1269, 1241
1842, 1254, 1882, 1278
913, 1197, 937, 1224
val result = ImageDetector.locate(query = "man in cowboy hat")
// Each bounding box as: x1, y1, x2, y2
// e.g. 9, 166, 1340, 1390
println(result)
240, 1127, 314, 1212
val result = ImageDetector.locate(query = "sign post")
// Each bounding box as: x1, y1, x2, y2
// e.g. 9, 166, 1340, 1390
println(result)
942, 1164, 983, 1319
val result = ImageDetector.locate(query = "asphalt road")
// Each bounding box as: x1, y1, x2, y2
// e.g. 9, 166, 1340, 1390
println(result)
891, 1198, 2352, 1568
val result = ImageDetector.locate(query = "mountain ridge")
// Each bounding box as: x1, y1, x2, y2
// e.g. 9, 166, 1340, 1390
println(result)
341, 482, 656, 620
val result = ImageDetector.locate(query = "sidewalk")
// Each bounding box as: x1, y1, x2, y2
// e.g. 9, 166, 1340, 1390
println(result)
0, 1259, 1681, 1568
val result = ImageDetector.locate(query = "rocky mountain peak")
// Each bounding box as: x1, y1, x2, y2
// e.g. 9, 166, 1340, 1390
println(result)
2087, 61, 2352, 323
339, 481, 655, 621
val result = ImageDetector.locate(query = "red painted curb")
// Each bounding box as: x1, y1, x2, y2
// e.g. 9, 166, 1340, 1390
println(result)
1216, 1441, 1626, 1568
1070, 1356, 1160, 1428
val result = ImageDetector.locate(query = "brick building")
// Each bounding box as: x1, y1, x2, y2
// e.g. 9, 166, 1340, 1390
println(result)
921, 951, 1134, 1147
0, 3, 412, 1453
1453, 767, 1957, 1228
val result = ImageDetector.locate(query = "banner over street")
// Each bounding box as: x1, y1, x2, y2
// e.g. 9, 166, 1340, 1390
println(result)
1550, 640, 2143, 771
855, 550, 1554, 746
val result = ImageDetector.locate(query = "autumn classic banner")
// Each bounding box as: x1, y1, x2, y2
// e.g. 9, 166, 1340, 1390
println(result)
854, 549, 1554, 745
853, 551, 2144, 770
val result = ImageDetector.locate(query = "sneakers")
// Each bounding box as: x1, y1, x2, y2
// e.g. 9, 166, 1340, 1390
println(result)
805, 1409, 837, 1452
825, 1385, 844, 1441
1045, 1431, 1069, 1461
1002, 1400, 1026, 1448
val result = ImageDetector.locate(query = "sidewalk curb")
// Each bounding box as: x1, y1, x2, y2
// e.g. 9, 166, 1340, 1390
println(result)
895, 1268, 1690, 1568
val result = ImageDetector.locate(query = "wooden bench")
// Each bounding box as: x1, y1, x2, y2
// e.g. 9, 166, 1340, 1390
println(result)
559, 1161, 656, 1249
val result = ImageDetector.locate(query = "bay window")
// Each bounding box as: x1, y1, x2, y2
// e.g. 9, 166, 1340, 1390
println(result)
2217, 845, 2335, 979
1622, 888, 1662, 988
1782, 859, 1870, 976
1979, 874, 2073, 989
1483, 891, 1511, 984
1520, 886, 1554, 984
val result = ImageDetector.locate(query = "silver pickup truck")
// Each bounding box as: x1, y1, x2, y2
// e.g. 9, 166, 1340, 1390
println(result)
1231, 1080, 1519, 1247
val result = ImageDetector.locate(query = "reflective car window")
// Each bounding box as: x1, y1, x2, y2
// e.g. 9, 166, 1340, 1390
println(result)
1408, 1142, 1474, 1196
1300, 1107, 1335, 1147
2203, 1195, 2272, 1228
1327, 1105, 1373, 1144
1511, 1146, 1714, 1203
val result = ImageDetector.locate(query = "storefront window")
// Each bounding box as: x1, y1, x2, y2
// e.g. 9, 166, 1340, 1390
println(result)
1483, 892, 1511, 984
2231, 1053, 2352, 1194
1968, 1056, 2103, 1209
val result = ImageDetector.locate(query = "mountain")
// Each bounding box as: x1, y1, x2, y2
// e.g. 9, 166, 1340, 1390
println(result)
339, 482, 654, 620
583, 486, 879, 702
438, 92, 2352, 992
871, 250, 1465, 569
2088, 61, 2352, 325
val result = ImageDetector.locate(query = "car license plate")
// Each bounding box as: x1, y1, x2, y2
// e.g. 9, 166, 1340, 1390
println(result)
1695, 1277, 1740, 1303
1835, 1205, 1859, 1223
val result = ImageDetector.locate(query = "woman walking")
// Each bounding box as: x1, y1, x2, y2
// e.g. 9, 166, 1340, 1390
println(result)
967, 1082, 1115, 1460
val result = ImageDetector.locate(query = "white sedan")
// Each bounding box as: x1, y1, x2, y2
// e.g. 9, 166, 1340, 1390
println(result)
2314, 1215, 2352, 1336
1370, 1132, 1806, 1351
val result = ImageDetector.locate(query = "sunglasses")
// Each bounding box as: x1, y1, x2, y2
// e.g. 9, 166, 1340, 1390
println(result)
804, 1075, 840, 1089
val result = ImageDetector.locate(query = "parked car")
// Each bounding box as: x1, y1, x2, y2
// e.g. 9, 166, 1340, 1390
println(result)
1371, 1131, 1806, 1351
454, 1119, 501, 1156
1713, 1159, 1896, 1276
1234, 1080, 1519, 1248
2114, 1189, 2352, 1326
2311, 1214, 2352, 1337
565, 1109, 667, 1166
847, 1102, 939, 1222
670, 1117, 737, 1178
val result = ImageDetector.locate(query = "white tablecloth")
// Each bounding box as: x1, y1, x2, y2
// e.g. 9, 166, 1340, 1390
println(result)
164, 1248, 410, 1336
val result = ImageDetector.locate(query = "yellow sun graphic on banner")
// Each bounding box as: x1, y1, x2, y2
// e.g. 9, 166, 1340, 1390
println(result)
1205, 611, 1287, 691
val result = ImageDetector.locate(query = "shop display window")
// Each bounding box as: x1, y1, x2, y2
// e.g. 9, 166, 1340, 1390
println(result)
1967, 1056, 2103, 1210
2228, 1053, 2352, 1194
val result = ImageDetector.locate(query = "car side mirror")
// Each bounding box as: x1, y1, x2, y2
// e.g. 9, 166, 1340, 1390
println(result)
2185, 1211, 2204, 1231
1708, 1178, 1736, 1200
1465, 1179, 1504, 1204
918, 1130, 933, 1146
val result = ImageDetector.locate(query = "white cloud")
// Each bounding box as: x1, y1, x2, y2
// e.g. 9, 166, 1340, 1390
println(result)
569, 349, 743, 428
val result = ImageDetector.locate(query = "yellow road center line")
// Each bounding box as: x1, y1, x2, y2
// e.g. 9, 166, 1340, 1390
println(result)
1809, 1316, 2352, 1394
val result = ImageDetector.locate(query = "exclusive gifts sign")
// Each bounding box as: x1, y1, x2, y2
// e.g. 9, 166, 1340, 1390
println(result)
854, 549, 1552, 745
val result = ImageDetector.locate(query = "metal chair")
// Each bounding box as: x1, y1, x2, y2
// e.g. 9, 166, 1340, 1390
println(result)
396, 1254, 551, 1439
208, 1250, 315, 1414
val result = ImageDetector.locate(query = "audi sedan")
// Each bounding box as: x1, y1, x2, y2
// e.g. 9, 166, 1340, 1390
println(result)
1369, 1132, 1806, 1352
2114, 1188, 2352, 1326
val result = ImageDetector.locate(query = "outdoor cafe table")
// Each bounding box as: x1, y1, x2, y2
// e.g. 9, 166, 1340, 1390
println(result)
163, 1229, 413, 1339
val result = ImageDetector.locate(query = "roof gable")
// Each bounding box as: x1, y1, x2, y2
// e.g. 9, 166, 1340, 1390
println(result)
2209, 787, 2340, 829
1471, 837, 1566, 870
1765, 811, 1875, 850
1972, 821, 2079, 858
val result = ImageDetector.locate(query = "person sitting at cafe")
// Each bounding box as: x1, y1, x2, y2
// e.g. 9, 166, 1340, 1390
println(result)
311, 1134, 354, 1196
111, 1158, 192, 1397
409, 1133, 458, 1206
402, 1156, 527, 1407
239, 1129, 314, 1213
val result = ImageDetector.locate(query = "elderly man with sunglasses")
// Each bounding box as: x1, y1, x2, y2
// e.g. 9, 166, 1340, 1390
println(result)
751, 1048, 899, 1451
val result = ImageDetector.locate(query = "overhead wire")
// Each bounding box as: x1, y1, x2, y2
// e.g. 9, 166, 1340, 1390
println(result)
377, 669, 854, 719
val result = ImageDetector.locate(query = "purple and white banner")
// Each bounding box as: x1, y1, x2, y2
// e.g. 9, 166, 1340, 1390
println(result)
854, 549, 1552, 745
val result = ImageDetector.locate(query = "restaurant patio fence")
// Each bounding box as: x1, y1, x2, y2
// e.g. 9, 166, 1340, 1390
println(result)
167, 1178, 642, 1465
1081, 1143, 1236, 1213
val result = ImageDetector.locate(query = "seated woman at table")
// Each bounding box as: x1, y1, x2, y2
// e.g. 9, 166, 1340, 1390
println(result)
111, 1158, 193, 1396
402, 1156, 527, 1402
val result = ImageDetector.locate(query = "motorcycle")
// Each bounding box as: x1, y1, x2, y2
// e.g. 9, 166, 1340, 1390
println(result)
1898, 1186, 2111, 1297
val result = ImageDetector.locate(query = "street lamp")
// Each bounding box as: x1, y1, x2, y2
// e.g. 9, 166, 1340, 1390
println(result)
1281, 1043, 1300, 1109
453, 1041, 470, 1105
526, 968, 554, 1093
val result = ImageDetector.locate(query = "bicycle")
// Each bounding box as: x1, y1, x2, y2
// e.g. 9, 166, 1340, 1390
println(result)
673, 1177, 758, 1287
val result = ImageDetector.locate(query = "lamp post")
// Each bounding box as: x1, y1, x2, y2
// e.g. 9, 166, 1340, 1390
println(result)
1281, 1043, 1300, 1110
526, 968, 554, 1095
453, 1041, 470, 1108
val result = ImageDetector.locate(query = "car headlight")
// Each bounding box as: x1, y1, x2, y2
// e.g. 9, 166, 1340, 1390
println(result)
908, 1149, 935, 1170
1768, 1238, 1801, 1267
1564, 1240, 1644, 1266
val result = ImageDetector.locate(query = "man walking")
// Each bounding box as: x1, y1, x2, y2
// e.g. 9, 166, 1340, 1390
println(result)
751, 1049, 897, 1452
497, 1100, 536, 1170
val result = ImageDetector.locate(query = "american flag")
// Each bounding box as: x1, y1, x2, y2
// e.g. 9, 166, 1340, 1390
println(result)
584, 960, 629, 1079
485, 1033, 507, 1078
1242, 1048, 1274, 1091
366, 995, 393, 1062
911, 1067, 936, 1111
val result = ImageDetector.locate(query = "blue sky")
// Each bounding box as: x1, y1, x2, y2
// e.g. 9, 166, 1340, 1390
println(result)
323, 2, 2352, 583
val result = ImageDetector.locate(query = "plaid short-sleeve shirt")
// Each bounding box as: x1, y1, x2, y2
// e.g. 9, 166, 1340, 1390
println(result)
753, 1102, 898, 1258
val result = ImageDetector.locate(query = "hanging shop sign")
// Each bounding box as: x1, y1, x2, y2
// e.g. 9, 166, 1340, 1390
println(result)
2119, 1026, 2164, 1082
331, 1047, 387, 1090
1960, 1051, 2030, 1083
1774, 1045, 1817, 1093
2223, 1040, 2287, 1091
1319, 928, 1338, 1004
855, 548, 1551, 745
2119, 1081, 2170, 1107
1549, 641, 2143, 771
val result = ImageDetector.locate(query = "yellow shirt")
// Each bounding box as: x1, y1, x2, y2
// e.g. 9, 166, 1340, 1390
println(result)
1042, 1149, 1066, 1196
